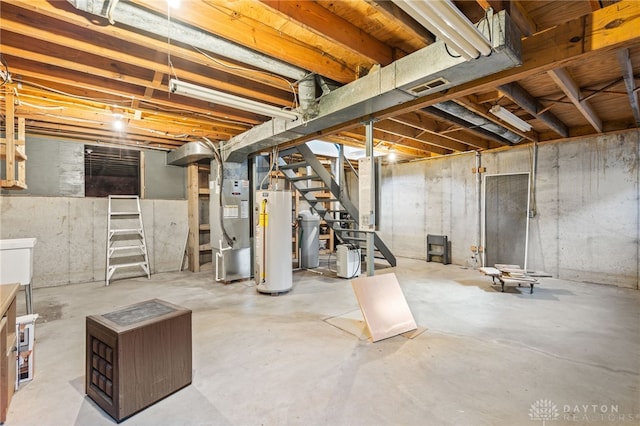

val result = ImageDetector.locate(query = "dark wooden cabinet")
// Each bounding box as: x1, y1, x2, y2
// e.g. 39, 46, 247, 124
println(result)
85, 299, 192, 422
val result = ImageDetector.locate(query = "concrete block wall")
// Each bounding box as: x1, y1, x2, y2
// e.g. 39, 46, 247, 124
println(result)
0, 196, 187, 288
381, 131, 639, 289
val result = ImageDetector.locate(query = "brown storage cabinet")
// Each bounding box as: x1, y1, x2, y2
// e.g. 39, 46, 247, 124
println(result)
85, 299, 192, 422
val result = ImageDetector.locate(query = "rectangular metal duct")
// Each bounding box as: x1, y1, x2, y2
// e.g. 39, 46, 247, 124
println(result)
223, 10, 521, 162
167, 141, 214, 166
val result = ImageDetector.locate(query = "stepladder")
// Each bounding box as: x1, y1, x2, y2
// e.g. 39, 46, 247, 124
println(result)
106, 195, 150, 286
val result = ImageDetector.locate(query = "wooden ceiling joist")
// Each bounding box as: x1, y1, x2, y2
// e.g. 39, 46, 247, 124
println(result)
498, 82, 569, 137
375, 1, 640, 130
548, 67, 603, 132
618, 48, 640, 126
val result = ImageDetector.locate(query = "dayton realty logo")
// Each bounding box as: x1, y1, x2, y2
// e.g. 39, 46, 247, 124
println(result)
529, 399, 560, 425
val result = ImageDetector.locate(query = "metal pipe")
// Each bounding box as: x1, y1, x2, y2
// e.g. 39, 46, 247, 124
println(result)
476, 151, 482, 268
298, 74, 319, 121
365, 120, 375, 277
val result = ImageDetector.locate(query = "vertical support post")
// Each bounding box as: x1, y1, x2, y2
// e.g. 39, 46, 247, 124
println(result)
337, 144, 345, 227
187, 163, 200, 272
17, 117, 26, 185
365, 120, 375, 276
6, 92, 15, 184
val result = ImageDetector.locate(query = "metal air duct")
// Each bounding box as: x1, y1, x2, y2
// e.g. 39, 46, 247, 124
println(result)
223, 10, 522, 161
66, 0, 307, 81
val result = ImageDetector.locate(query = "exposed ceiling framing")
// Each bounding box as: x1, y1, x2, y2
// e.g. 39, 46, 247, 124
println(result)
1, 0, 639, 164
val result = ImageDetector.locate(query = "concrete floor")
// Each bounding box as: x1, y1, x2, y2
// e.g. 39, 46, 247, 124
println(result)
6, 257, 640, 426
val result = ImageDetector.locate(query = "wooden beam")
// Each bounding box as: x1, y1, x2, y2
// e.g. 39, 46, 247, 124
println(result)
454, 96, 538, 142
260, 0, 393, 65
17, 117, 26, 185
0, 29, 291, 108
618, 48, 640, 126
365, 0, 435, 45
422, 106, 515, 146
344, 127, 449, 156
131, 0, 364, 83
390, 113, 491, 150
373, 0, 640, 120
475, 0, 492, 12
6, 61, 262, 128
498, 82, 569, 137
5, 0, 291, 92
143, 71, 164, 100
377, 120, 470, 152
548, 68, 603, 132
4, 92, 16, 185
187, 163, 200, 273
508, 1, 536, 37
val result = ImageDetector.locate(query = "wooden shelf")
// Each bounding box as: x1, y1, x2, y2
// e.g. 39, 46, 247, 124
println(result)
187, 164, 212, 272
0, 180, 27, 190
0, 143, 27, 161
1, 95, 27, 190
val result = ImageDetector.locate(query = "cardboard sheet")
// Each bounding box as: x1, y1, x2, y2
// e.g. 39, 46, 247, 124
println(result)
351, 273, 417, 342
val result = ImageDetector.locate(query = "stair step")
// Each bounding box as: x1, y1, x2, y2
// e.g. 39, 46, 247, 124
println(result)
342, 236, 367, 242
298, 186, 330, 193
325, 218, 356, 223
279, 161, 308, 170
288, 174, 320, 182
308, 198, 339, 203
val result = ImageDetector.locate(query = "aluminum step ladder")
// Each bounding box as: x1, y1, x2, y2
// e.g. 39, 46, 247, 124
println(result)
106, 195, 151, 286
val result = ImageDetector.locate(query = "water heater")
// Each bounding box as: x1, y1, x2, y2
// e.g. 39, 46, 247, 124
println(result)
255, 190, 292, 294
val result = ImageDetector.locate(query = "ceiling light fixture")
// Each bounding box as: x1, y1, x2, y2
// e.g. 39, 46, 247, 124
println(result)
113, 113, 125, 132
169, 79, 300, 121
489, 105, 532, 132
392, 0, 492, 60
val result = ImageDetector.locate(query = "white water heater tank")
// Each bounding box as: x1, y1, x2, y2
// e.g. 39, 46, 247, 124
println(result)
255, 190, 293, 294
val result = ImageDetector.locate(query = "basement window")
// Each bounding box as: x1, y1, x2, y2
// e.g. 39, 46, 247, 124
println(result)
84, 145, 141, 197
